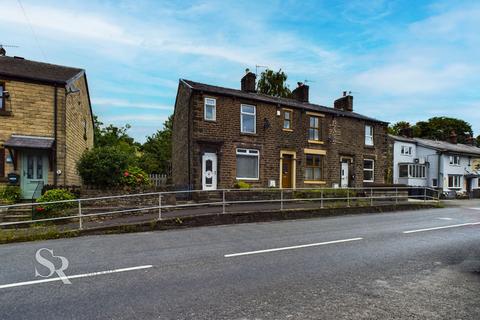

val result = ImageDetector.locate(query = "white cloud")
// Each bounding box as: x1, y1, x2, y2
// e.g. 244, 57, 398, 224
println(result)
93, 98, 173, 110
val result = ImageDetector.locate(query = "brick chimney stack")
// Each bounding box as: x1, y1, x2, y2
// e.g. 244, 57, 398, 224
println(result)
449, 130, 458, 144
465, 134, 475, 146
241, 69, 256, 93
292, 82, 309, 103
399, 127, 413, 138
334, 91, 353, 112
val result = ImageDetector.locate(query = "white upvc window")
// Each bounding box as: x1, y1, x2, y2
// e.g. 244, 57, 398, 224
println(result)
401, 145, 412, 155
236, 148, 259, 180
449, 155, 460, 165
363, 159, 374, 182
365, 125, 373, 146
448, 175, 462, 188
204, 98, 216, 121
399, 164, 426, 178
240, 104, 256, 133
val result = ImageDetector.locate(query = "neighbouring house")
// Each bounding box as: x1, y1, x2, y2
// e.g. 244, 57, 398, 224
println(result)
390, 129, 480, 195
0, 54, 94, 198
172, 71, 389, 190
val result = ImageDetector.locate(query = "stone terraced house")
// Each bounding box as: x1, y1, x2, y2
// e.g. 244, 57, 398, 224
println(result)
0, 54, 94, 198
172, 71, 389, 190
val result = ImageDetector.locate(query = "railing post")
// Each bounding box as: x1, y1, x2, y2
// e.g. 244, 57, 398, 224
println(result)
424, 187, 427, 203
222, 189, 226, 214
370, 188, 373, 206
78, 199, 83, 230
280, 189, 284, 211
158, 193, 162, 221
395, 187, 398, 205
347, 188, 350, 207
321, 189, 324, 209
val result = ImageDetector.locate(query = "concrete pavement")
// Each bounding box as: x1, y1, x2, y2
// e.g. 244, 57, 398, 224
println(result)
0, 204, 479, 319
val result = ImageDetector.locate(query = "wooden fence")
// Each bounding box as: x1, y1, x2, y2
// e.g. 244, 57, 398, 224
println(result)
149, 174, 169, 187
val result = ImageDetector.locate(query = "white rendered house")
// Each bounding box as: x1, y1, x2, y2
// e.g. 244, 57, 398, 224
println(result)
390, 134, 480, 195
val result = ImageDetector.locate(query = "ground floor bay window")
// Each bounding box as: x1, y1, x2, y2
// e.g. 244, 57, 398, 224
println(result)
448, 175, 462, 189
399, 163, 426, 179
236, 148, 259, 180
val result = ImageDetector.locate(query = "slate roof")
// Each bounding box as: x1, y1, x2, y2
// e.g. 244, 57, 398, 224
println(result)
0, 56, 83, 85
389, 134, 480, 156
181, 79, 387, 124
3, 135, 55, 150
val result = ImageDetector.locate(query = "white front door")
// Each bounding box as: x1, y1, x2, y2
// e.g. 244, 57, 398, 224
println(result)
202, 153, 217, 190
341, 162, 349, 188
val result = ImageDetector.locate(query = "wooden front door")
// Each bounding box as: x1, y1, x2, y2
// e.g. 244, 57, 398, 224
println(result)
282, 155, 293, 188
20, 151, 48, 199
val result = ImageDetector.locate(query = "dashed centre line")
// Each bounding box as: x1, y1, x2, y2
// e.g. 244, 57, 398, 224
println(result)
224, 237, 363, 258
403, 222, 480, 234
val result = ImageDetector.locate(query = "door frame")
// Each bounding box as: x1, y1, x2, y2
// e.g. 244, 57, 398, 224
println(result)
279, 150, 296, 189
20, 150, 49, 199
341, 161, 349, 188
201, 152, 217, 190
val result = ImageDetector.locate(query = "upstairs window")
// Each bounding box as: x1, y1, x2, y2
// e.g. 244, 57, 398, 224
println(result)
240, 104, 256, 133
308, 116, 320, 141
236, 148, 259, 180
0, 83, 4, 111
401, 145, 412, 155
365, 125, 373, 146
363, 159, 374, 182
204, 98, 216, 121
449, 155, 460, 165
283, 109, 292, 130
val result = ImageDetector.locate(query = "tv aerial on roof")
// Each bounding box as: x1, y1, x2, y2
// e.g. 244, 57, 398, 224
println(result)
0, 44, 19, 56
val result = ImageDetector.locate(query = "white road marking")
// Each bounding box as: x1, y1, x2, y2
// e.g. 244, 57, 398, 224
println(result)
403, 222, 480, 234
224, 237, 363, 258
438, 217, 453, 221
0, 265, 153, 290
466, 207, 480, 210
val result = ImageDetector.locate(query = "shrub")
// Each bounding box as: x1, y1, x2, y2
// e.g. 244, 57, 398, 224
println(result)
120, 166, 151, 187
0, 186, 22, 204
36, 189, 76, 214
77, 146, 137, 187
234, 181, 251, 189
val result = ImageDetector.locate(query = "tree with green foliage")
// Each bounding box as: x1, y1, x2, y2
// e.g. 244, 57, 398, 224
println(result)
139, 115, 173, 174
388, 121, 411, 135
412, 117, 473, 144
256, 69, 292, 98
93, 115, 140, 150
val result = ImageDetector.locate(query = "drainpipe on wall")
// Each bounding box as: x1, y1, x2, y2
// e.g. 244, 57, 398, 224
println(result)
437, 151, 442, 191
53, 85, 58, 186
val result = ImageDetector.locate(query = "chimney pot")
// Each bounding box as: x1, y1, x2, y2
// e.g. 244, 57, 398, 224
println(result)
343, 91, 347, 97
241, 72, 256, 93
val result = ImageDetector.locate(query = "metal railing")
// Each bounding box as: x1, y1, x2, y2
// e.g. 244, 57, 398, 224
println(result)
0, 186, 439, 231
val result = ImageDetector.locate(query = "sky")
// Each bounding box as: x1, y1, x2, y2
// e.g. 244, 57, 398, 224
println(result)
1, 0, 479, 142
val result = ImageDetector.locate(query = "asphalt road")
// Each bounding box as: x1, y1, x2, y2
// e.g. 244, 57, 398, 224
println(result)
0, 202, 479, 319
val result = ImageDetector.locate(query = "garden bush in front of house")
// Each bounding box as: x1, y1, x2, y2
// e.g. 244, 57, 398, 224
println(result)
120, 166, 151, 187
0, 186, 22, 204
77, 146, 137, 187
36, 189, 76, 216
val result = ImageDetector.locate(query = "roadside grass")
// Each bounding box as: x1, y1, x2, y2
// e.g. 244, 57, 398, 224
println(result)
0, 225, 79, 244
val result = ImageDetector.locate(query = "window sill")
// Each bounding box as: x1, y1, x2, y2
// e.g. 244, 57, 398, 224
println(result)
304, 180, 326, 184
363, 180, 374, 183
364, 144, 375, 149
236, 177, 259, 181
308, 140, 324, 145
283, 128, 293, 132
240, 132, 257, 137
0, 110, 12, 116
204, 119, 216, 123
